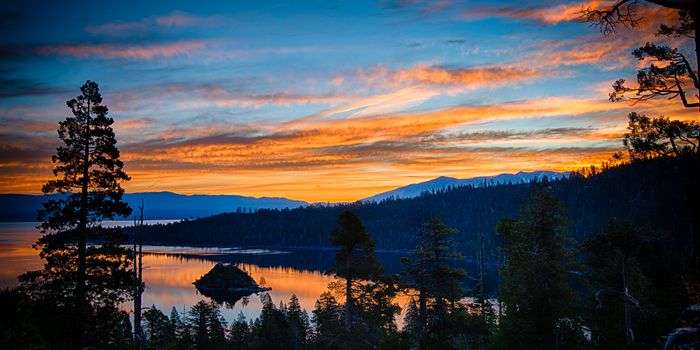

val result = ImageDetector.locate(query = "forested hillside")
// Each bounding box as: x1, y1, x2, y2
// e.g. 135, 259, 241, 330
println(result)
135, 155, 697, 261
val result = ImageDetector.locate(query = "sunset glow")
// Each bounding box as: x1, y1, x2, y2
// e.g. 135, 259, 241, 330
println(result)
1, 1, 695, 202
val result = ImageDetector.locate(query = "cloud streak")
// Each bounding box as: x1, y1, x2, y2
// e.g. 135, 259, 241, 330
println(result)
391, 65, 548, 87
36, 40, 209, 60
464, 1, 600, 24
85, 11, 223, 35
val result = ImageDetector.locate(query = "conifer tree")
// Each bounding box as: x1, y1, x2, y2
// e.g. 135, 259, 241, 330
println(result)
186, 300, 227, 350
326, 210, 383, 332
310, 291, 342, 348
143, 305, 173, 349
326, 210, 399, 348
401, 216, 465, 350
18, 80, 133, 349
229, 312, 251, 349
248, 293, 290, 350
286, 294, 311, 350
495, 182, 585, 349
583, 220, 654, 348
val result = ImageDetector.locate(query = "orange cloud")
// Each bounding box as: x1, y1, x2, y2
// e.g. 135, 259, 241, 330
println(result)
465, 1, 601, 24
463, 1, 684, 71
353, 63, 549, 91
463, 0, 678, 27
392, 65, 547, 87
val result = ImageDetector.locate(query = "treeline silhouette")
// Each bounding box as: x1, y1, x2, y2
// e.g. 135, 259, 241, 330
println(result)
133, 155, 696, 262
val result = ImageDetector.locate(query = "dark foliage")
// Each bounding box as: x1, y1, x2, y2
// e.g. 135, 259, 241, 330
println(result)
16, 80, 133, 349
494, 183, 586, 350
400, 216, 467, 349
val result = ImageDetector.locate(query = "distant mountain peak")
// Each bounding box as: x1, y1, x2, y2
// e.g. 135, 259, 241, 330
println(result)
362, 170, 567, 203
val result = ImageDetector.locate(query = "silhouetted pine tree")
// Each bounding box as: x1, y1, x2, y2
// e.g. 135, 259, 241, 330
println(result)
494, 182, 586, 349
326, 210, 400, 349
286, 294, 311, 350
310, 291, 342, 349
229, 312, 251, 349
18, 80, 133, 349
248, 293, 290, 350
401, 216, 466, 349
581, 220, 685, 349
143, 305, 174, 349
186, 300, 227, 350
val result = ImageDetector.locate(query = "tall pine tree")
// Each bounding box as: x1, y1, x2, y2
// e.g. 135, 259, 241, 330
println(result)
495, 182, 585, 349
325, 210, 399, 349
401, 216, 465, 350
19, 80, 133, 349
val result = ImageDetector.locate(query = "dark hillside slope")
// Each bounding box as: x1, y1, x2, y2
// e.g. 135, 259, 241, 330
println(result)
135, 156, 697, 261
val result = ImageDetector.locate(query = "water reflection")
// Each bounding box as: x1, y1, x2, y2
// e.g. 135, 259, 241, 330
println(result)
195, 287, 253, 309
0, 223, 347, 324
0, 222, 495, 327
0, 223, 43, 287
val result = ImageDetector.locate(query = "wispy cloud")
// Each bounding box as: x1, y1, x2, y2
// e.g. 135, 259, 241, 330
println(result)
85, 11, 223, 36
391, 64, 548, 87
36, 40, 209, 60
464, 1, 600, 24
107, 82, 350, 113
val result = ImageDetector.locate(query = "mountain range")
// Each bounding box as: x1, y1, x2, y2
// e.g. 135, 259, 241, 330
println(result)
0, 170, 566, 222
0, 192, 307, 222
361, 171, 567, 202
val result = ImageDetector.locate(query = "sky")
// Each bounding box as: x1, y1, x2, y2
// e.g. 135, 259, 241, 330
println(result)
0, 0, 696, 202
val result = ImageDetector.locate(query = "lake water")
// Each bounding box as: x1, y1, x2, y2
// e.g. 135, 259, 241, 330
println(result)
0, 221, 418, 326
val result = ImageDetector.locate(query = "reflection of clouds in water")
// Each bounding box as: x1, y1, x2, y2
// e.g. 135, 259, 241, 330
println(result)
135, 254, 412, 326
0, 222, 413, 327
133, 253, 336, 324
0, 229, 44, 288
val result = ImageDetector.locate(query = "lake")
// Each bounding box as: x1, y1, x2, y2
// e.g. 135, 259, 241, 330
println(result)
0, 221, 421, 327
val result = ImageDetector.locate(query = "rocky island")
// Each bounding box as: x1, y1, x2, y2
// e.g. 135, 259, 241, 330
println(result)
193, 263, 272, 308
194, 262, 271, 293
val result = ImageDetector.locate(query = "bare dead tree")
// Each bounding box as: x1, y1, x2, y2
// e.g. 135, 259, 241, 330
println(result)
133, 200, 144, 350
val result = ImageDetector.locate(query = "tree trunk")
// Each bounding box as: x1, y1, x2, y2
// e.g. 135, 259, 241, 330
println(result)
134, 201, 144, 350
694, 7, 699, 113
480, 231, 486, 324
692, 9, 700, 288
75, 99, 91, 349
669, 135, 680, 156
622, 260, 634, 346
692, 152, 700, 288
133, 230, 140, 350
344, 276, 352, 332
418, 286, 427, 350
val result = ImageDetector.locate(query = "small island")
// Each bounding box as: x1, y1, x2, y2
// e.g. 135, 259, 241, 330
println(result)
194, 262, 271, 293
